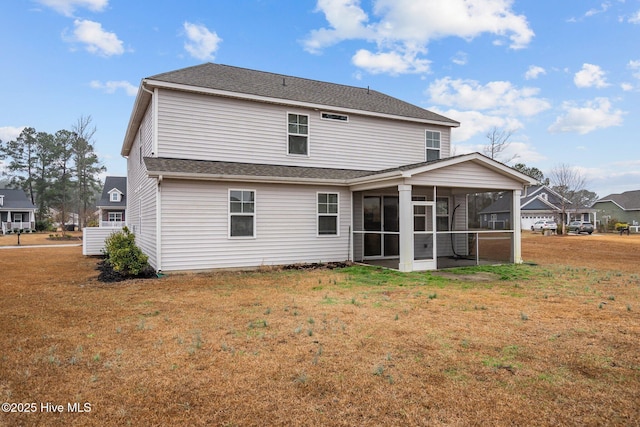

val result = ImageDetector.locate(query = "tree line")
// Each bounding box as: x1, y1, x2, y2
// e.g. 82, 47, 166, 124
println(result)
0, 116, 105, 230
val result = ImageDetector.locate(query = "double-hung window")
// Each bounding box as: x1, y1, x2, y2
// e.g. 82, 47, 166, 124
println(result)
288, 113, 309, 155
317, 193, 338, 236
229, 190, 256, 238
426, 131, 441, 161
110, 192, 121, 202
108, 212, 123, 222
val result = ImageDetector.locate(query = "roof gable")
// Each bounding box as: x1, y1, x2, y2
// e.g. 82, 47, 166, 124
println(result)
98, 176, 127, 207
594, 189, 640, 211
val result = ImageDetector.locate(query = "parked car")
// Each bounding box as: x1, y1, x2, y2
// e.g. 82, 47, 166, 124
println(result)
568, 221, 594, 234
531, 220, 557, 232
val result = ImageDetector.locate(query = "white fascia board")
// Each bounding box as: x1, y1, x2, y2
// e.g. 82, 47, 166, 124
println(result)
593, 199, 626, 211
121, 80, 152, 156
143, 79, 460, 128
391, 153, 537, 185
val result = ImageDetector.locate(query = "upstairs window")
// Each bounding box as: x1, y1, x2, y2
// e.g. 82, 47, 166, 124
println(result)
317, 193, 339, 236
288, 113, 309, 155
110, 191, 121, 202
426, 131, 441, 161
229, 190, 256, 238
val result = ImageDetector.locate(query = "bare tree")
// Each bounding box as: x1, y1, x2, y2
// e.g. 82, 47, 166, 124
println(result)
483, 127, 518, 164
548, 163, 587, 234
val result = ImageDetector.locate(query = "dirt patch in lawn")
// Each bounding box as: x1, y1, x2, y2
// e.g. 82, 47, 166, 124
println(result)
0, 234, 638, 426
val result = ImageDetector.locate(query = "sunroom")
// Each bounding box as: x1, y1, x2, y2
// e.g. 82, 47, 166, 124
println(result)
349, 153, 537, 272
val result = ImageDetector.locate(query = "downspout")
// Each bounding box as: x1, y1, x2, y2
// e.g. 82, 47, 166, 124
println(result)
141, 81, 162, 273
156, 175, 163, 273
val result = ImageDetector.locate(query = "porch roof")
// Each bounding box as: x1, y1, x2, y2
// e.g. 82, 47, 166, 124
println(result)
0, 189, 36, 210
144, 153, 537, 188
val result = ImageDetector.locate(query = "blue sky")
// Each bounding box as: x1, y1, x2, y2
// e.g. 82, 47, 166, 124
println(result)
1, 0, 639, 198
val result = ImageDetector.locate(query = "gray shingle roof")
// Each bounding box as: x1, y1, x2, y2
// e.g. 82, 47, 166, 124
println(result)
144, 158, 375, 182
595, 190, 640, 210
0, 189, 36, 209
98, 176, 127, 207
147, 63, 459, 126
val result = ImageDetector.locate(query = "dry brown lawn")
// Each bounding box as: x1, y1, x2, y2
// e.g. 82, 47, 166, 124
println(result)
0, 232, 638, 426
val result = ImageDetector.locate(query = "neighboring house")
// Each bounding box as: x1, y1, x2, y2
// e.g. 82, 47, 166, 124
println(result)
480, 185, 597, 230
120, 63, 536, 272
592, 190, 640, 230
97, 176, 127, 227
0, 189, 37, 234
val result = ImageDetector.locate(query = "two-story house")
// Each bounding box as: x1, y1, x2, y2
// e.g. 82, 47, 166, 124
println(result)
121, 63, 536, 273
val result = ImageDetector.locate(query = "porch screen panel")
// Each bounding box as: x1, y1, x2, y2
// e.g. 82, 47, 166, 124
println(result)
364, 196, 382, 256
383, 196, 399, 257
414, 202, 434, 260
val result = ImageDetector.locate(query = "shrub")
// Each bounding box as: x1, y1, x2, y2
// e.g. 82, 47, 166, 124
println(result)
103, 226, 149, 276
615, 223, 628, 231
36, 219, 53, 232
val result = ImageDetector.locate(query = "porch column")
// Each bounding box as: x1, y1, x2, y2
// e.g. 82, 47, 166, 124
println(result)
398, 184, 413, 272
512, 189, 522, 264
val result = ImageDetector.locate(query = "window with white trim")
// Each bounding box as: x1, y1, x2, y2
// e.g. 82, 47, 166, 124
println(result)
229, 190, 256, 238
288, 113, 309, 155
110, 192, 121, 202
426, 131, 441, 161
317, 193, 338, 235
108, 212, 123, 222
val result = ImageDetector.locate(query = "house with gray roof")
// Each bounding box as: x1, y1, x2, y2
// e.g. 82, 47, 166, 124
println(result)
592, 189, 640, 231
120, 63, 536, 272
96, 176, 127, 227
480, 185, 597, 230
0, 189, 37, 234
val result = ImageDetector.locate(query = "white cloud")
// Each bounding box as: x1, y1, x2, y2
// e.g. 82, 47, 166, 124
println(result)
37, 0, 108, 17
430, 108, 523, 143
304, 0, 534, 75
451, 51, 468, 66
304, 0, 373, 53
352, 49, 430, 74
90, 80, 137, 96
628, 10, 640, 24
629, 59, 640, 79
621, 82, 634, 91
0, 126, 26, 143
574, 63, 609, 88
585, 2, 611, 17
524, 65, 546, 80
183, 22, 222, 61
427, 77, 551, 117
68, 19, 124, 56
548, 98, 624, 134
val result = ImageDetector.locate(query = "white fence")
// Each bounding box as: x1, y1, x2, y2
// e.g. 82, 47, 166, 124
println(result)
83, 227, 123, 255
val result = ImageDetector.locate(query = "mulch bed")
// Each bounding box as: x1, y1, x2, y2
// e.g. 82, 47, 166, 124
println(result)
96, 259, 157, 283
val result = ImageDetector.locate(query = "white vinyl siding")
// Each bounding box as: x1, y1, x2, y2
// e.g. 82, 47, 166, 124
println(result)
126, 104, 158, 269
409, 161, 524, 190
155, 90, 451, 170
158, 180, 352, 271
